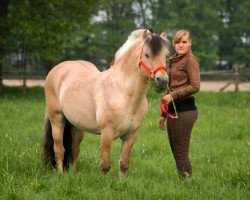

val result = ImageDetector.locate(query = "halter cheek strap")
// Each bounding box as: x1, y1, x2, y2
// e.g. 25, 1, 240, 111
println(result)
139, 48, 167, 81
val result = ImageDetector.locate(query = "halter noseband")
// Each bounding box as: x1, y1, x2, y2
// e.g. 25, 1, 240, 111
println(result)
139, 48, 167, 82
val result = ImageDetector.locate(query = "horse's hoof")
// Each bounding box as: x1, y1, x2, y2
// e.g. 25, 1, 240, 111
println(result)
119, 172, 127, 179
101, 167, 110, 175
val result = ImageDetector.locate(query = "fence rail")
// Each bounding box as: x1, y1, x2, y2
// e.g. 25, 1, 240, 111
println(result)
2, 65, 250, 92
201, 65, 250, 92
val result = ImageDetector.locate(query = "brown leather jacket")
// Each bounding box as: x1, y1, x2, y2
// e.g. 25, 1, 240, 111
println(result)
167, 49, 200, 101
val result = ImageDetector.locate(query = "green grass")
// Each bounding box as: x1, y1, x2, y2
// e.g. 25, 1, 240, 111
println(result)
0, 86, 249, 200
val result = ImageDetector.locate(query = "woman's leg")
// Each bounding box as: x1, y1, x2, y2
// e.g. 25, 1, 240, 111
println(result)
167, 110, 198, 178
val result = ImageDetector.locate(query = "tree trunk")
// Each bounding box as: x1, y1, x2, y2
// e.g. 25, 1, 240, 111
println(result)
138, 0, 147, 28
233, 64, 239, 93
22, 54, 27, 96
0, 62, 3, 96
0, 0, 10, 96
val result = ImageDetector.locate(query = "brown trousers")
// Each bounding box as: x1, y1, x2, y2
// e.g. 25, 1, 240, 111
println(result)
167, 110, 198, 178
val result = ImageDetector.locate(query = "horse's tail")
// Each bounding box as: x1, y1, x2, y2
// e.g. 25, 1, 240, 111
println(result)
42, 115, 73, 170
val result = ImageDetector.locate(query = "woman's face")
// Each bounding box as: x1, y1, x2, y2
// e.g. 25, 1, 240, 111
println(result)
174, 35, 191, 55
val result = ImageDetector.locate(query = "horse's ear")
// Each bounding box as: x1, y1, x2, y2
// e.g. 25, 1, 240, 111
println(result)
143, 29, 150, 40
160, 32, 167, 41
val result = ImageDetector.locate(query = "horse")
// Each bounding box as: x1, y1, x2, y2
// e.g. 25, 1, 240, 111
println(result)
43, 29, 169, 177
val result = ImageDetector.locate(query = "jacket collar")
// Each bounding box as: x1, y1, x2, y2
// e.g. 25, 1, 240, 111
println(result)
168, 49, 192, 63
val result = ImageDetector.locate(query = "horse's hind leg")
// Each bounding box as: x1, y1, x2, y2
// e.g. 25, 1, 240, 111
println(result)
50, 113, 65, 172
119, 128, 140, 178
71, 128, 84, 169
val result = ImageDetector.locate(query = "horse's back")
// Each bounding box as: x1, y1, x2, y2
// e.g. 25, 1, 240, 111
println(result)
75, 60, 100, 72
45, 60, 99, 89
47, 60, 99, 78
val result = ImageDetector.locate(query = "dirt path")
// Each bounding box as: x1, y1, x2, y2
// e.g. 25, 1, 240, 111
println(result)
3, 79, 250, 92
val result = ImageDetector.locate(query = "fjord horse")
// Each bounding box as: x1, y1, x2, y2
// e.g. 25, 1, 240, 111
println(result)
43, 29, 169, 177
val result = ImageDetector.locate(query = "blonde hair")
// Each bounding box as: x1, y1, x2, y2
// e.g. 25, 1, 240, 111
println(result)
172, 30, 191, 46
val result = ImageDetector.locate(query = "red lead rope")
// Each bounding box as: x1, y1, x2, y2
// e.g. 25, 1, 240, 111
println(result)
160, 100, 175, 119
160, 100, 175, 129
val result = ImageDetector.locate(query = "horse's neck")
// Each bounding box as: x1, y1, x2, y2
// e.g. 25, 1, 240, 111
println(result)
106, 57, 148, 103
103, 40, 148, 105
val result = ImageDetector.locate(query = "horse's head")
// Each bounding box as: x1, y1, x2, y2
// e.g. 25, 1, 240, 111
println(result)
113, 29, 169, 91
139, 30, 170, 91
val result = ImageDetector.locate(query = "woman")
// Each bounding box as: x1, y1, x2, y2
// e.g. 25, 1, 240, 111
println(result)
159, 29, 200, 179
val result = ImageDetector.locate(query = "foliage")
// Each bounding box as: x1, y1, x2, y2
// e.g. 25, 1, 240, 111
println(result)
1, 0, 250, 81
152, 0, 221, 70
2, 0, 100, 73
218, 0, 250, 69
74, 0, 138, 68
0, 87, 249, 199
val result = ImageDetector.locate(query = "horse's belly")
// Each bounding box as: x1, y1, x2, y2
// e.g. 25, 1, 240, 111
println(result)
60, 83, 100, 134
63, 105, 100, 133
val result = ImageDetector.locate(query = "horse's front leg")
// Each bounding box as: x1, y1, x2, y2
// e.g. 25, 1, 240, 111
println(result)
119, 128, 140, 178
100, 126, 114, 175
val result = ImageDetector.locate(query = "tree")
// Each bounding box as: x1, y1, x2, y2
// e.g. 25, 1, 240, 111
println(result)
0, 0, 100, 95
218, 0, 250, 69
75, 0, 137, 69
151, 0, 221, 70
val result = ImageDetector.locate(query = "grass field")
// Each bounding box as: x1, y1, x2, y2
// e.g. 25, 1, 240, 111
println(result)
0, 86, 249, 200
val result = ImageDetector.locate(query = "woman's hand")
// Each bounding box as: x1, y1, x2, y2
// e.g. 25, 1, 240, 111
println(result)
161, 94, 173, 105
159, 116, 167, 130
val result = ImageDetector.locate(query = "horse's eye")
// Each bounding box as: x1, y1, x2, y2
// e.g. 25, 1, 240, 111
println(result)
145, 53, 149, 58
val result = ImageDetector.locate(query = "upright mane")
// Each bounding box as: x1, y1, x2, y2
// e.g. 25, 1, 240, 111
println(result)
114, 29, 152, 62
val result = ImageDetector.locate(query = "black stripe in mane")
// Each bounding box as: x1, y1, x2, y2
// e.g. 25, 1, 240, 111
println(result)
145, 35, 167, 56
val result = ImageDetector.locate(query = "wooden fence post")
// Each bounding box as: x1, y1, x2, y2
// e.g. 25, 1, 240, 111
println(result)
233, 64, 239, 93
219, 64, 241, 92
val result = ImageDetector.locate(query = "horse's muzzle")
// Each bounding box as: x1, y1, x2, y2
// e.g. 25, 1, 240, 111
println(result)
155, 76, 169, 91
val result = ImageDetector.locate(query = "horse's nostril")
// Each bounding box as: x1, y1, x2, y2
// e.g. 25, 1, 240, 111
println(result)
156, 76, 169, 89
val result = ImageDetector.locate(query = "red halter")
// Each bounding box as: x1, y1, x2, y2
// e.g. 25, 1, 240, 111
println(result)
139, 48, 167, 82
